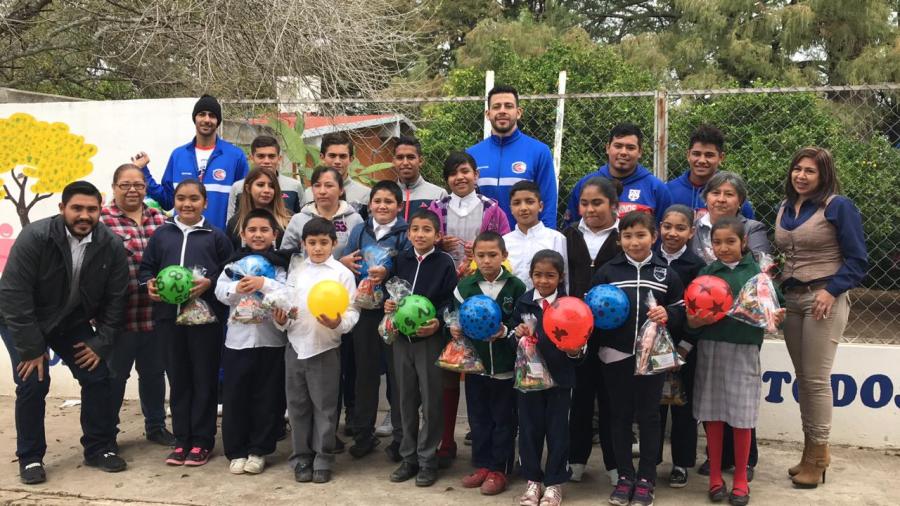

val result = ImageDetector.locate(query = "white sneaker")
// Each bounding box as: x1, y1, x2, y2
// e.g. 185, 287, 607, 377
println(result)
243, 454, 265, 474
569, 463, 585, 482
229, 458, 247, 474
374, 410, 393, 437
606, 468, 618, 487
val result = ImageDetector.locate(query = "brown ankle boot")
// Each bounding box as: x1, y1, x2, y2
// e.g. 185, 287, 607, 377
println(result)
792, 442, 828, 488
788, 434, 810, 477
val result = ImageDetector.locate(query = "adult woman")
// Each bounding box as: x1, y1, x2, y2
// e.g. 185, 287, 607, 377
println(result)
225, 167, 293, 249
774, 147, 867, 488
281, 166, 363, 257
690, 171, 770, 263
100, 163, 174, 447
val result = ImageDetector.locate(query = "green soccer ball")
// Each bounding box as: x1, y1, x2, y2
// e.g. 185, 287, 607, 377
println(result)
156, 265, 193, 305
392, 295, 436, 337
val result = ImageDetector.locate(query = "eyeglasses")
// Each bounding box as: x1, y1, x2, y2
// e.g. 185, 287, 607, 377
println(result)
117, 183, 146, 190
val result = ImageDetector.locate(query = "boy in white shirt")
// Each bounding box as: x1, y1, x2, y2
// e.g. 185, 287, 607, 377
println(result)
503, 181, 568, 291
273, 217, 359, 484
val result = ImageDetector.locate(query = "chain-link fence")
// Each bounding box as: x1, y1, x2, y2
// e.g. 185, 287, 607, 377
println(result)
225, 83, 900, 344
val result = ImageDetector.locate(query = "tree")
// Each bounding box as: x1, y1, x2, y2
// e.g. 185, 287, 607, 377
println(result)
0, 113, 97, 226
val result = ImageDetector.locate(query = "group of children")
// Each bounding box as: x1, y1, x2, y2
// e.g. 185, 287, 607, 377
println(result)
136, 148, 781, 506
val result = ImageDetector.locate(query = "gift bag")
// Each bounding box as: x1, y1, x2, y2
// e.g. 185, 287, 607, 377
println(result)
634, 293, 684, 375
223, 258, 282, 325
514, 314, 555, 392
176, 266, 218, 326
261, 285, 300, 320
727, 253, 782, 333
660, 372, 687, 406
380, 277, 413, 345
436, 309, 485, 374
354, 245, 395, 310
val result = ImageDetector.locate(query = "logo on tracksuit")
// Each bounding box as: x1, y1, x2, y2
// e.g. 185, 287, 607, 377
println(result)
653, 267, 667, 282
628, 189, 641, 201
511, 161, 527, 174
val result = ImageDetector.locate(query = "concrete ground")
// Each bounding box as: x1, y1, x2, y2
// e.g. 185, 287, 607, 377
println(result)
0, 396, 898, 505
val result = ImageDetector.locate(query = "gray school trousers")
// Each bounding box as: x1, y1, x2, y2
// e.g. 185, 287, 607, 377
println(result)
393, 334, 444, 470
285, 345, 340, 471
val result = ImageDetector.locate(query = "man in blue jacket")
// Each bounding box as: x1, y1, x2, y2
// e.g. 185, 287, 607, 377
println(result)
666, 124, 754, 220
141, 95, 250, 230
565, 123, 671, 225
467, 85, 557, 229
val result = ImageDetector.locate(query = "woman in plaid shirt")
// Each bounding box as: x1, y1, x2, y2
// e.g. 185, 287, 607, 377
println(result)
100, 163, 175, 448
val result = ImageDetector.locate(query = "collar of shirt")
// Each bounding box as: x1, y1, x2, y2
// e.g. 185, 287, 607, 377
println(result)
625, 252, 653, 269
373, 218, 397, 240
449, 191, 480, 216
398, 175, 424, 191
514, 222, 545, 237
174, 216, 205, 232
304, 255, 343, 270
699, 212, 712, 229
414, 247, 435, 262
65, 227, 93, 248
661, 244, 687, 264
723, 260, 740, 269
532, 290, 558, 306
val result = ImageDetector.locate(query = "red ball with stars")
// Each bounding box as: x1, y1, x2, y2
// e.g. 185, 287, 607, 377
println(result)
684, 275, 733, 322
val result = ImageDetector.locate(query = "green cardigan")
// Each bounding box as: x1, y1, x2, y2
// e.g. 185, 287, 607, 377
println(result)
453, 268, 527, 377
693, 253, 784, 347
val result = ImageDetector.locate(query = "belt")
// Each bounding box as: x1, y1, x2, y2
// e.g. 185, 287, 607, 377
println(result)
783, 282, 828, 294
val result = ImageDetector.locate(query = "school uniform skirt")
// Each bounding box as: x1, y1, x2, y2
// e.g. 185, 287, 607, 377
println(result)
693, 340, 761, 429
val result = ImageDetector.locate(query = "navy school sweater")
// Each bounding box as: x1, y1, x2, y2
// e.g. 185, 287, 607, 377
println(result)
389, 247, 458, 341
653, 243, 705, 347
508, 289, 577, 389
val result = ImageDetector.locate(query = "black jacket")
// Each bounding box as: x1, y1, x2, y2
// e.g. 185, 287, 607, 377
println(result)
509, 289, 577, 388
139, 219, 234, 322
390, 247, 457, 341
591, 252, 685, 355
564, 225, 620, 357
0, 216, 129, 361
653, 244, 705, 346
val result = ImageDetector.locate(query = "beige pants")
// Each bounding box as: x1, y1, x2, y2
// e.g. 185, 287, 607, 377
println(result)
783, 290, 850, 444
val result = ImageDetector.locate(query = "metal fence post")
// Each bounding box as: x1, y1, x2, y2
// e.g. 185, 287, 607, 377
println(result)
553, 71, 567, 191
653, 88, 668, 181
483, 70, 495, 140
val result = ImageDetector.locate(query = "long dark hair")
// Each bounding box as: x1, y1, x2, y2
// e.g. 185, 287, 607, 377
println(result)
785, 146, 840, 206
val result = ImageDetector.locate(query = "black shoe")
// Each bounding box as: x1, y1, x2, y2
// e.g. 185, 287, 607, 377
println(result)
415, 467, 437, 487
669, 466, 688, 488
334, 436, 346, 454
463, 431, 472, 446
313, 469, 332, 483
385, 441, 402, 463
349, 436, 380, 459
698, 459, 710, 476
294, 463, 313, 482
146, 427, 176, 447
709, 483, 729, 502
20, 462, 46, 485
729, 488, 750, 506
84, 451, 127, 473
390, 461, 419, 482
746, 466, 755, 483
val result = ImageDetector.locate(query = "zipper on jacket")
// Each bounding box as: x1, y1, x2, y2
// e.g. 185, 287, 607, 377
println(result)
634, 262, 642, 346
489, 341, 495, 376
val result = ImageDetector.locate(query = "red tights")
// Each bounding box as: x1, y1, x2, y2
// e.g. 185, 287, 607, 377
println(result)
705, 421, 751, 496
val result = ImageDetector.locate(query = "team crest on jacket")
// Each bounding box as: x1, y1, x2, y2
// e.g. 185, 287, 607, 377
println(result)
212, 168, 227, 181
627, 189, 641, 201
653, 266, 667, 282
511, 161, 527, 174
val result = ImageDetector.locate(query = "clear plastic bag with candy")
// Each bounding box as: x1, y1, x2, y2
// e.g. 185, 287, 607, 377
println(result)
223, 256, 284, 325
727, 253, 782, 333
380, 277, 412, 345
660, 371, 687, 406
436, 309, 486, 374
176, 266, 218, 326
354, 245, 395, 310
634, 292, 684, 375
514, 314, 556, 392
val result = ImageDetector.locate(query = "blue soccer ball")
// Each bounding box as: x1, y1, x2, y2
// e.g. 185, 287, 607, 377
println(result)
459, 294, 502, 341
233, 254, 276, 280
585, 284, 630, 330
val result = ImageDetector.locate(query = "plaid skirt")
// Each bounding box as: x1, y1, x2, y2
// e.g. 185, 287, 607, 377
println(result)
692, 340, 761, 428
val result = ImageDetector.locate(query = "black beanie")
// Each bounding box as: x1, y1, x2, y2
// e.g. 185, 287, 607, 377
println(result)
192, 94, 222, 124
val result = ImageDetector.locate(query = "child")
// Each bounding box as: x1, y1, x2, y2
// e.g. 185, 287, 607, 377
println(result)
512, 250, 582, 506
562, 176, 621, 485
688, 217, 784, 506
139, 179, 234, 466
654, 205, 706, 488
428, 151, 511, 468
503, 181, 567, 291
590, 211, 685, 506
370, 209, 457, 487
274, 217, 360, 484
215, 209, 290, 475
452, 232, 526, 496
342, 181, 410, 460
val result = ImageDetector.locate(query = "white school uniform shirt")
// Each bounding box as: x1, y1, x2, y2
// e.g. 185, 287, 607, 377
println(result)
447, 191, 484, 241
503, 222, 568, 291
578, 218, 618, 260
374, 218, 397, 241
597, 252, 655, 365
477, 271, 508, 300
215, 267, 288, 350
277, 256, 359, 360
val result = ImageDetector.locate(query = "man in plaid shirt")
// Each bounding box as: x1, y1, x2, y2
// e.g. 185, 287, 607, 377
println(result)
101, 162, 175, 447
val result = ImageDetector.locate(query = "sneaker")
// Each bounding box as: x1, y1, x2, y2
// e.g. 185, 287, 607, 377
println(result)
184, 447, 211, 466
698, 459, 710, 476
375, 410, 394, 437
384, 440, 402, 463
349, 436, 380, 459
569, 463, 585, 482
461, 467, 490, 488
608, 477, 634, 506
165, 447, 187, 465
629, 479, 654, 506
540, 484, 563, 506
607, 468, 620, 487
519, 480, 542, 506
480, 471, 508, 496
294, 462, 313, 483
464, 430, 473, 446
84, 451, 127, 473
229, 458, 247, 474
20, 462, 46, 485
243, 454, 265, 474
146, 427, 176, 447
668, 466, 688, 488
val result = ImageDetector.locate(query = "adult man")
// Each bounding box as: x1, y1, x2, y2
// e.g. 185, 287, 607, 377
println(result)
226, 135, 305, 220
666, 124, 754, 219
101, 164, 175, 448
142, 94, 250, 230
566, 123, 672, 224
395, 136, 447, 221
0, 181, 130, 484
303, 132, 370, 214
467, 85, 557, 229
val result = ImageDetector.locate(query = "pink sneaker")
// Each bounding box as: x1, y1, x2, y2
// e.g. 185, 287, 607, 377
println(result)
183, 447, 211, 466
